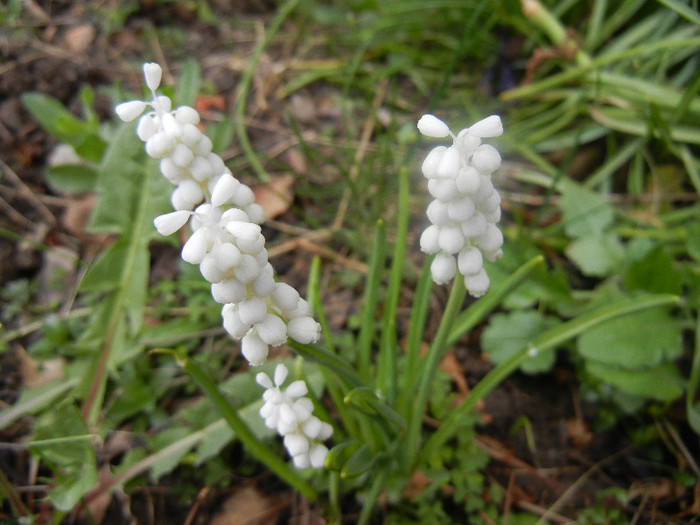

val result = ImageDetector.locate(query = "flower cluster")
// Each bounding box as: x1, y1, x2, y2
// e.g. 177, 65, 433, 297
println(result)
115, 63, 321, 367
116, 63, 330, 468
416, 114, 504, 297
256, 364, 333, 469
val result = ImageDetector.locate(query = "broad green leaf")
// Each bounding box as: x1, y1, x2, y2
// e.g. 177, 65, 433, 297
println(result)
175, 58, 201, 108
566, 232, 625, 277
29, 399, 97, 511
585, 361, 684, 401
147, 427, 192, 481
482, 311, 559, 374
45, 164, 97, 194
89, 122, 172, 236
21, 93, 98, 149
577, 307, 682, 368
558, 184, 615, 238
0, 378, 78, 431
79, 238, 149, 334
623, 245, 681, 294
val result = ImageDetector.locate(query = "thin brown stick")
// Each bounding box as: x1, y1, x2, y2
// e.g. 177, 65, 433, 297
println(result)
0, 159, 56, 225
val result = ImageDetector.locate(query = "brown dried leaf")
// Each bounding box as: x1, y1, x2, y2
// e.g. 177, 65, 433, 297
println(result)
565, 417, 593, 448
17, 346, 64, 388
61, 194, 97, 237
63, 24, 96, 54
628, 478, 685, 501
253, 173, 295, 219
210, 486, 280, 525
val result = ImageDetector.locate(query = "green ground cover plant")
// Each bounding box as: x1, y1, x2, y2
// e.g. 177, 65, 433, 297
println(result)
2, 0, 700, 523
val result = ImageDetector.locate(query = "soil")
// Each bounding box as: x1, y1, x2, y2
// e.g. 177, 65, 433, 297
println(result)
1, 2, 699, 524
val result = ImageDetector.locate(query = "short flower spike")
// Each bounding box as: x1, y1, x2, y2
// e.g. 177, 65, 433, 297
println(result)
417, 114, 504, 297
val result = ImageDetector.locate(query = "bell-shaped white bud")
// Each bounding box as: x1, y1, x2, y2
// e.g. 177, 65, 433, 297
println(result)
309, 444, 329, 469
211, 278, 247, 304
465, 268, 490, 297
447, 197, 475, 222
426, 200, 450, 226
211, 173, 240, 207
477, 223, 503, 254
154, 210, 190, 236
287, 317, 321, 344
181, 229, 209, 264
438, 226, 465, 254
175, 105, 200, 125
143, 62, 163, 91
417, 114, 451, 138
468, 115, 503, 138
272, 283, 301, 313
421, 146, 446, 179
430, 253, 457, 285
241, 332, 269, 366
456, 166, 481, 194
257, 313, 288, 346
457, 246, 483, 276
285, 434, 310, 457
238, 296, 268, 326
419, 224, 441, 254
472, 144, 502, 173
136, 115, 159, 141
115, 100, 146, 122
436, 145, 460, 179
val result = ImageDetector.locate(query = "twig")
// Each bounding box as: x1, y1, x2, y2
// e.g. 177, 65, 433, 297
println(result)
535, 445, 633, 525
0, 159, 56, 225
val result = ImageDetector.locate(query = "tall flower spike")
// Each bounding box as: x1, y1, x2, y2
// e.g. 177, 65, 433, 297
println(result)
417, 114, 504, 297
116, 62, 326, 468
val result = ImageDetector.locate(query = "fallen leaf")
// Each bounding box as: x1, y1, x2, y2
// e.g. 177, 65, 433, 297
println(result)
253, 173, 295, 219
285, 148, 306, 175
63, 24, 96, 54
61, 194, 97, 237
403, 470, 431, 500
565, 417, 593, 448
210, 485, 281, 525
17, 346, 64, 388
628, 478, 685, 501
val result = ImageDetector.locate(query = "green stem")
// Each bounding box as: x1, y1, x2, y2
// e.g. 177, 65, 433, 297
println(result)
357, 467, 388, 525
234, 0, 300, 182
357, 220, 387, 380
404, 275, 466, 468
397, 255, 435, 411
288, 340, 365, 389
376, 167, 410, 403
182, 357, 317, 500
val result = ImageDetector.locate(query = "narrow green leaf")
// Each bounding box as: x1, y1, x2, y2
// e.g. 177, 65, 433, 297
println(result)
657, 0, 700, 26
448, 255, 545, 345
20, 92, 95, 148
357, 220, 387, 379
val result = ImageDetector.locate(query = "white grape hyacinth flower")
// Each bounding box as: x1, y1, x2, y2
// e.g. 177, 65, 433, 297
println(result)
417, 114, 504, 297
116, 62, 321, 368
256, 363, 333, 469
